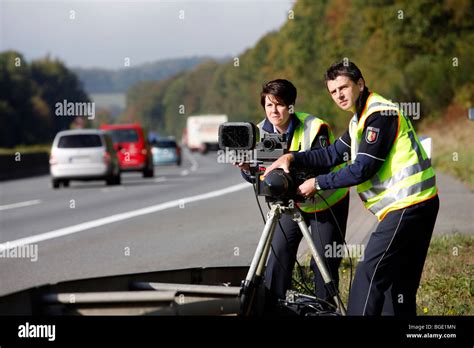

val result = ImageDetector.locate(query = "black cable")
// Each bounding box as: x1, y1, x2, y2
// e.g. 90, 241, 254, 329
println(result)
274, 214, 338, 311
310, 198, 346, 312
251, 183, 313, 295
251, 182, 337, 310
246, 167, 339, 310
315, 191, 353, 296
270, 203, 315, 296
251, 180, 314, 293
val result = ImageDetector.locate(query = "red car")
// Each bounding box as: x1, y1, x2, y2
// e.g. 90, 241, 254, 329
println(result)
100, 124, 154, 177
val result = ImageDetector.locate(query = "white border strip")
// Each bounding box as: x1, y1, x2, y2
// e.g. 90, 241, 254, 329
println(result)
0, 183, 251, 251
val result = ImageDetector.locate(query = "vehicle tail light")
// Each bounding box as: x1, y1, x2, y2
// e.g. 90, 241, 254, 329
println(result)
49, 155, 57, 165
141, 149, 147, 155
103, 152, 111, 164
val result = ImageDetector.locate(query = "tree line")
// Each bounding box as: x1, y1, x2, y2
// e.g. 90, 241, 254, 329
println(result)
124, 0, 474, 138
0, 51, 90, 148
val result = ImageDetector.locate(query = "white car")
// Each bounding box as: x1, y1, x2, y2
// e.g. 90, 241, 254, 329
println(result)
50, 129, 121, 189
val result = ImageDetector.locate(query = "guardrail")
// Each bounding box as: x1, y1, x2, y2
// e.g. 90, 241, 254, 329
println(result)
0, 152, 49, 181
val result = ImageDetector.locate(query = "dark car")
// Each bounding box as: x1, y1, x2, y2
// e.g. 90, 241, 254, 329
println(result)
151, 138, 182, 166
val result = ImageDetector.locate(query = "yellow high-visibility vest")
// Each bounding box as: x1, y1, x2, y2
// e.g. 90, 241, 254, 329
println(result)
257, 112, 349, 212
348, 93, 437, 220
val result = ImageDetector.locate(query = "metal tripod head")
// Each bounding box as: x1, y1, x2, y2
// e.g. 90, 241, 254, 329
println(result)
240, 201, 347, 316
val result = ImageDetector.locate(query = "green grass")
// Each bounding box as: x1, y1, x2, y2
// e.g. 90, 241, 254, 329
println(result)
421, 116, 474, 189
0, 144, 51, 155
432, 149, 474, 189
292, 233, 473, 315
417, 233, 473, 315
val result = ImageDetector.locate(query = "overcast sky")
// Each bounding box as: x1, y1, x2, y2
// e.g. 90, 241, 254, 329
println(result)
1, 0, 294, 69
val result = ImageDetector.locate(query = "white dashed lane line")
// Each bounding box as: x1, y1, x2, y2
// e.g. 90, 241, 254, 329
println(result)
100, 187, 125, 193
0, 183, 252, 251
154, 177, 167, 183
0, 199, 42, 212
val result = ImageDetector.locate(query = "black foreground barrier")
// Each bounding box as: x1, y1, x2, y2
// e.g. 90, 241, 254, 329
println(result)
0, 153, 49, 181
0, 316, 472, 345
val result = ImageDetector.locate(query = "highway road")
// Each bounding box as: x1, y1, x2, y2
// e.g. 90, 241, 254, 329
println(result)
0, 151, 265, 296
0, 150, 472, 297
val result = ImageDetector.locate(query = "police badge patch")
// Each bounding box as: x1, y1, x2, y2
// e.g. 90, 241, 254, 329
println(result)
319, 135, 328, 148
366, 127, 380, 144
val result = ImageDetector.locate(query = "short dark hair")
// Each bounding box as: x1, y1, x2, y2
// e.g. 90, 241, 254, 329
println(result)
324, 60, 364, 84
260, 79, 297, 109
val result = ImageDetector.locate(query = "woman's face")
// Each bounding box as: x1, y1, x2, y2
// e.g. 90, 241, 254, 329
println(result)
264, 94, 291, 130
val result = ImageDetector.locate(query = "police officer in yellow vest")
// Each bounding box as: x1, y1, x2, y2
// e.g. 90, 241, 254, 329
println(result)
236, 79, 350, 309
264, 62, 439, 316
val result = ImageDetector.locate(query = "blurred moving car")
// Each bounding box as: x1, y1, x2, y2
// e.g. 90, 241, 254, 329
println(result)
100, 124, 154, 177
49, 129, 121, 188
151, 138, 182, 166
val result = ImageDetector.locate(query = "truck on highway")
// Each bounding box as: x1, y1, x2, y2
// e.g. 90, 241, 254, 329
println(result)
184, 115, 228, 154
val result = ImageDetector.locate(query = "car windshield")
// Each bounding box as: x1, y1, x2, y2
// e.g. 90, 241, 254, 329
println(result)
107, 129, 139, 143
154, 140, 177, 148
57, 134, 102, 148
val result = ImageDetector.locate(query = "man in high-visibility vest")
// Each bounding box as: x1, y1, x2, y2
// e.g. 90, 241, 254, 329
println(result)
236, 79, 350, 309
264, 62, 439, 316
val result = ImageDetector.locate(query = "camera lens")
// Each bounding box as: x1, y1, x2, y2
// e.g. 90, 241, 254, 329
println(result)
263, 138, 276, 151
263, 170, 294, 198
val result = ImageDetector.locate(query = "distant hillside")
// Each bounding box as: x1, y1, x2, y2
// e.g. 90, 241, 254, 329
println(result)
123, 59, 221, 135
74, 56, 224, 93
124, 0, 474, 138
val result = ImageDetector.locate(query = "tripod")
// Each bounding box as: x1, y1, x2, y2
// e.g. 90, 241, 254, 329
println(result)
240, 202, 346, 315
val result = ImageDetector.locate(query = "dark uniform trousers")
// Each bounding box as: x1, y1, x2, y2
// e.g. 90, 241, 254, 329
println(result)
264, 194, 349, 303
347, 195, 439, 316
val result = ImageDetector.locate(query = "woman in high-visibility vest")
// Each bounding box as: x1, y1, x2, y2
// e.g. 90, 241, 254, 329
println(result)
264, 62, 439, 316
236, 79, 349, 309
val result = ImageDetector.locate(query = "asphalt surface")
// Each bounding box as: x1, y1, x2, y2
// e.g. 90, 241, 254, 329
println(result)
0, 150, 472, 296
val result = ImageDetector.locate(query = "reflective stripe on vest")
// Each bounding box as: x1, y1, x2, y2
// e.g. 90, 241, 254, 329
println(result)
349, 93, 437, 220
359, 131, 432, 200
257, 112, 348, 212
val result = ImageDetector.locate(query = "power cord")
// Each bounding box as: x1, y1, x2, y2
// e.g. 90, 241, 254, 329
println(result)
251, 183, 312, 294
315, 191, 353, 296
251, 182, 338, 311
310, 197, 346, 312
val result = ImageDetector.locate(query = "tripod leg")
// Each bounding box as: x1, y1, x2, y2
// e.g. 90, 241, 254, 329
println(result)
256, 217, 278, 277
241, 204, 281, 315
244, 204, 280, 285
291, 209, 347, 315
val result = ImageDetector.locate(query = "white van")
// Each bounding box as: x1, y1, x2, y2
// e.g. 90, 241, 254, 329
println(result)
185, 115, 228, 153
50, 129, 121, 188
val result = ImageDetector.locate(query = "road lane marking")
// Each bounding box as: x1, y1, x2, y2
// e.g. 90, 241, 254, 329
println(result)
180, 170, 189, 176
100, 187, 125, 193
0, 200, 42, 212
154, 177, 167, 183
0, 182, 252, 250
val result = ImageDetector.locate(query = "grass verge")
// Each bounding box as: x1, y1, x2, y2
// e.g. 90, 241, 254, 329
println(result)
420, 107, 474, 189
292, 233, 473, 315
0, 144, 51, 155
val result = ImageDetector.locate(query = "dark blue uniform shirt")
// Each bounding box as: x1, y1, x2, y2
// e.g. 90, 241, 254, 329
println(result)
292, 88, 398, 189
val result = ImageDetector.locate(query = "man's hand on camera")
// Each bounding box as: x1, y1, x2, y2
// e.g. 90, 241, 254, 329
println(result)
233, 162, 251, 175
263, 153, 294, 177
297, 178, 318, 199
